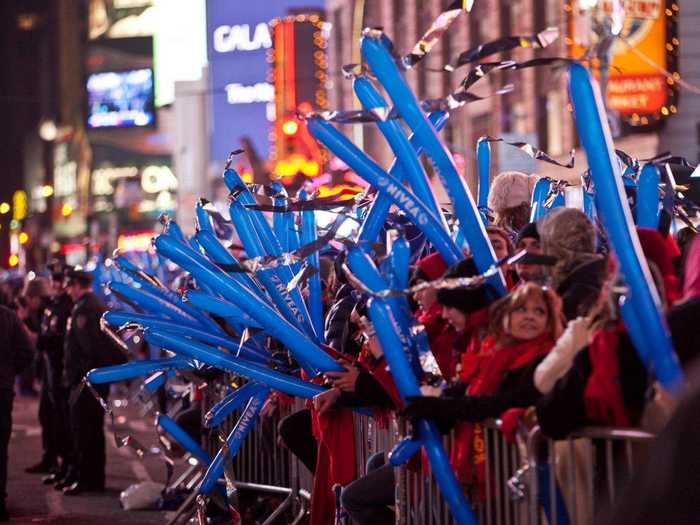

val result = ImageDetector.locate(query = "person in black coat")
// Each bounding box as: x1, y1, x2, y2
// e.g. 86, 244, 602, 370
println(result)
60, 268, 120, 496
36, 265, 74, 486
0, 304, 34, 521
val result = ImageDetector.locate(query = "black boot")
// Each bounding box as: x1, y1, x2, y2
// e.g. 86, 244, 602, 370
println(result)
54, 466, 77, 491
25, 458, 55, 474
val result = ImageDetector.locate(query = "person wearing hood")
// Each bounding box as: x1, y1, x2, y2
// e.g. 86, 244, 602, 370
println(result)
488, 171, 540, 238
537, 208, 606, 321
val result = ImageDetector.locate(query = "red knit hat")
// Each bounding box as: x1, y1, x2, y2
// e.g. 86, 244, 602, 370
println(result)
636, 227, 681, 304
413, 252, 449, 282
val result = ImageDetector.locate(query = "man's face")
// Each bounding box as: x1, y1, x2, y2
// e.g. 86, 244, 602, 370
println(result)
515, 236, 545, 283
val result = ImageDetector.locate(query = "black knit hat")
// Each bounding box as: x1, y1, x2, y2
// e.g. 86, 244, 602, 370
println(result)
436, 258, 494, 314
515, 222, 539, 248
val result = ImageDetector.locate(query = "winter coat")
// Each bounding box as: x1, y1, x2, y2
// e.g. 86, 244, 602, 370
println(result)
0, 305, 34, 391
535, 329, 648, 440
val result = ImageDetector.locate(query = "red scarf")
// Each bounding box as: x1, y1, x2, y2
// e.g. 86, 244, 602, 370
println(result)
303, 349, 358, 525
583, 324, 632, 427
452, 333, 554, 493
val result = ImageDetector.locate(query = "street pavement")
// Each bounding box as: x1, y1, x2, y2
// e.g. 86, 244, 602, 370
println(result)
6, 393, 183, 524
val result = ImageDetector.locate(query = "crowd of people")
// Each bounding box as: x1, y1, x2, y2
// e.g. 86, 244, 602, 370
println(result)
269, 170, 700, 524
1, 265, 125, 521
1, 170, 699, 524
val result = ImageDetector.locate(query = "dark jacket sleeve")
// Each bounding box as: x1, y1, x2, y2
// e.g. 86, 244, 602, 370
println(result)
455, 360, 544, 421
337, 370, 395, 409
536, 350, 590, 440
10, 310, 34, 374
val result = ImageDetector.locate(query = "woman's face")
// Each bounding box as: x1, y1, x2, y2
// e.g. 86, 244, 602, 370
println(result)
414, 284, 438, 311
507, 294, 549, 341
442, 305, 467, 331
488, 233, 510, 261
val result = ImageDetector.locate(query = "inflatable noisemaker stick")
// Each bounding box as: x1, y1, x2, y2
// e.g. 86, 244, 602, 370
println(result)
224, 167, 315, 298
182, 290, 263, 330
143, 330, 327, 399
103, 310, 270, 364
157, 413, 213, 467
193, 228, 268, 303
228, 198, 317, 340
346, 247, 478, 525
86, 356, 194, 386
360, 31, 506, 296
306, 117, 462, 266
108, 281, 204, 328
113, 259, 228, 337
154, 234, 342, 375
198, 388, 270, 496
153, 232, 342, 371
204, 382, 267, 429
298, 189, 325, 342
356, 110, 450, 249
353, 76, 447, 226
476, 136, 491, 218
568, 62, 683, 392
636, 163, 661, 229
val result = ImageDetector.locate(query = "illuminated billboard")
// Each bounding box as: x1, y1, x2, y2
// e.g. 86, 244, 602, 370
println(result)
568, 0, 679, 126
205, 1, 324, 162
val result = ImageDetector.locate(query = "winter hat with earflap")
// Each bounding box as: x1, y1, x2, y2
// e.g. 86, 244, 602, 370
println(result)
436, 258, 496, 314
488, 171, 540, 213
412, 252, 449, 284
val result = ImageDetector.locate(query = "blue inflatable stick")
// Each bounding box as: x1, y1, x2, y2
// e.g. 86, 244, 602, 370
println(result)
86, 357, 193, 385
144, 329, 327, 399
360, 33, 505, 297
103, 311, 269, 364
357, 111, 449, 249
154, 234, 342, 374
307, 118, 461, 266
157, 414, 212, 467
204, 381, 266, 429
477, 136, 491, 211
353, 76, 445, 224
346, 247, 477, 525
298, 190, 325, 342
636, 163, 661, 229
199, 389, 269, 495
182, 290, 262, 329
108, 282, 205, 329
568, 63, 682, 392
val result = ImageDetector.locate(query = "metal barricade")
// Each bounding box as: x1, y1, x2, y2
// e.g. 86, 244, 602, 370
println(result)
196, 377, 656, 525
526, 426, 655, 525
399, 421, 529, 525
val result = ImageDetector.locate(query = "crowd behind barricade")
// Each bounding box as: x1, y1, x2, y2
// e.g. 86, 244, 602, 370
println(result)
268, 169, 700, 524
1, 169, 700, 524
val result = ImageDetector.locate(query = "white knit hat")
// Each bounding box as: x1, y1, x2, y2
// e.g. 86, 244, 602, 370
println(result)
487, 171, 540, 213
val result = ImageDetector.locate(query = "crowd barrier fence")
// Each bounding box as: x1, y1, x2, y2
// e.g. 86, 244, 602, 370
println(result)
178, 378, 656, 524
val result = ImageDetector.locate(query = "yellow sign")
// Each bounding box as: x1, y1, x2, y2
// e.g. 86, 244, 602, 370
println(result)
568, 0, 678, 125
12, 190, 27, 221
